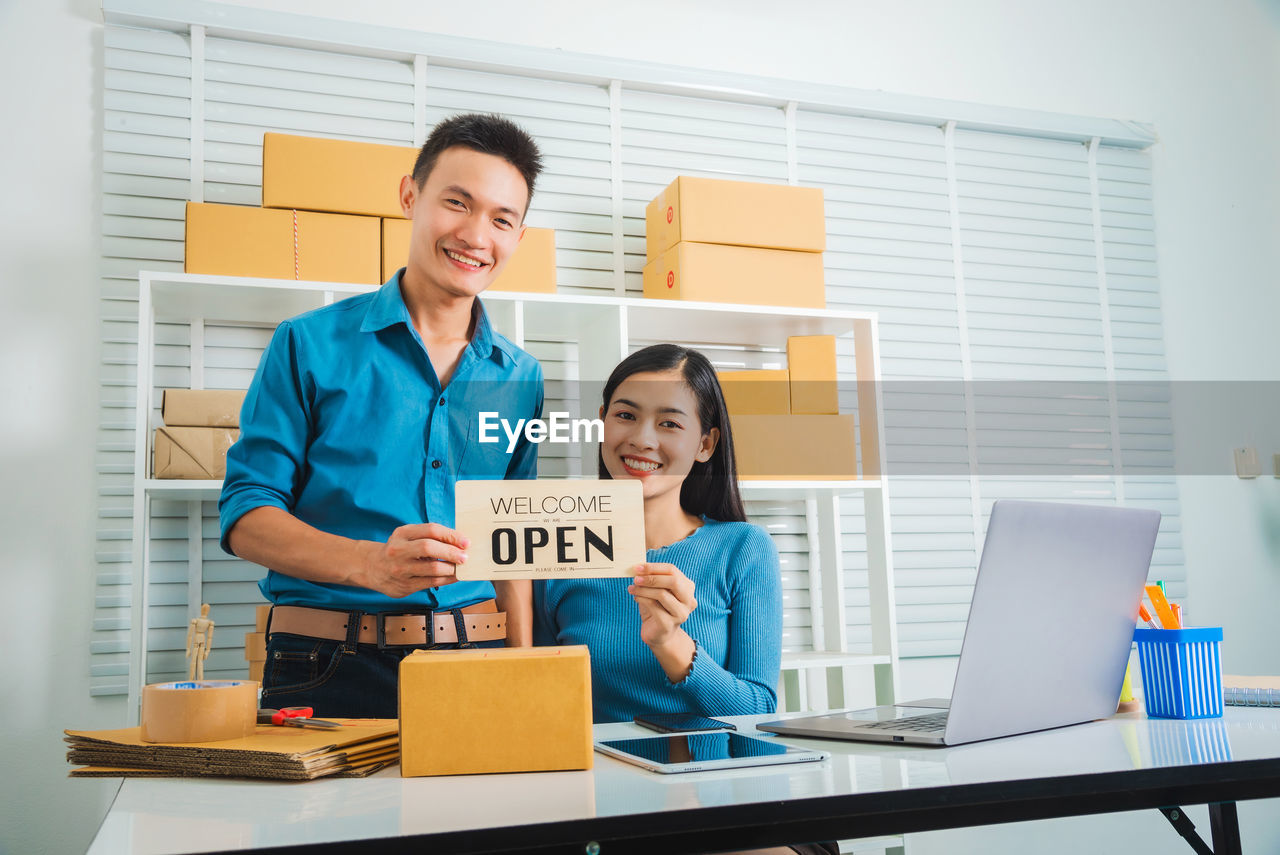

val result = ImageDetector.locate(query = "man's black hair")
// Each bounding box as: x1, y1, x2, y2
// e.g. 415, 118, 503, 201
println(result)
412, 113, 543, 211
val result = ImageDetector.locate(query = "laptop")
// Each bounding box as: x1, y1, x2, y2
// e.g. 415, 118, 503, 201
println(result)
758, 500, 1161, 746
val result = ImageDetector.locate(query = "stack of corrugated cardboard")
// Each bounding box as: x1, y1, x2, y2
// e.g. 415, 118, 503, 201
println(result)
185, 133, 556, 291
152, 389, 245, 479
66, 720, 399, 780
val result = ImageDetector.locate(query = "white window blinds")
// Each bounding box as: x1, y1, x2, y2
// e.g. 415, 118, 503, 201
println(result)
93, 19, 1178, 693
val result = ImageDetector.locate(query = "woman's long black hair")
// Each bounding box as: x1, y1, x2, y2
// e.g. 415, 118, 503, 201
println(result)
597, 344, 746, 523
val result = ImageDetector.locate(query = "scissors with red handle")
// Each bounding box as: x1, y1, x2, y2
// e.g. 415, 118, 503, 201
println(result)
257, 706, 344, 729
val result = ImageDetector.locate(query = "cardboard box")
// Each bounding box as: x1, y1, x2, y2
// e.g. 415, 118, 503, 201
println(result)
244, 631, 266, 662
381, 218, 409, 283
717, 369, 791, 415
399, 646, 592, 776
732, 415, 857, 479
152, 426, 238, 480
381, 218, 557, 292
246, 607, 271, 682
185, 202, 381, 285
645, 176, 825, 259
161, 389, 246, 428
245, 629, 267, 684
643, 242, 825, 309
786, 336, 840, 415
262, 133, 417, 219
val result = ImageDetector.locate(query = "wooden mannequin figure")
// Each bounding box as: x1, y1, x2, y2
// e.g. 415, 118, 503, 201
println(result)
186, 603, 215, 681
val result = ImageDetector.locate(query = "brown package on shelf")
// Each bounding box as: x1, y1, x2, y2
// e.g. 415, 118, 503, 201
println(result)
244, 631, 266, 683
255, 604, 271, 632
399, 646, 592, 776
642, 242, 825, 309
786, 335, 840, 415
380, 218, 557, 292
645, 176, 825, 258
262, 133, 417, 219
244, 632, 266, 661
717, 369, 791, 415
732, 414, 858, 480
153, 427, 239, 480
184, 202, 380, 285
161, 389, 246, 428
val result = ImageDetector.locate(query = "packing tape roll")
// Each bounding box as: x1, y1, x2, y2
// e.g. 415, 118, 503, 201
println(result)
140, 680, 258, 743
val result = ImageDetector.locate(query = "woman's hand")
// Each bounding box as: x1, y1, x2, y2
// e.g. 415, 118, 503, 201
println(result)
629, 562, 697, 645
630, 563, 699, 683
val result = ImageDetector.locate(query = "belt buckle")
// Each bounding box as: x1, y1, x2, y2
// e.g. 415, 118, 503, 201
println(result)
375, 611, 432, 650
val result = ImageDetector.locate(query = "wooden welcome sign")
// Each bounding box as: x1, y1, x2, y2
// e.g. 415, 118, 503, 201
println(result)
454, 479, 645, 580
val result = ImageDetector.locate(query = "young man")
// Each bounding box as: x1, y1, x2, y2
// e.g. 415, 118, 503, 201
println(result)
219, 114, 545, 717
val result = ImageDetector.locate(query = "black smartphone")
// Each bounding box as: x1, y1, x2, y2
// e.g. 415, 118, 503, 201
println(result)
633, 712, 737, 734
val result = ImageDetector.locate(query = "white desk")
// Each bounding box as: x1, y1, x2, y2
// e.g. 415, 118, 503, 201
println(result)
86, 708, 1280, 855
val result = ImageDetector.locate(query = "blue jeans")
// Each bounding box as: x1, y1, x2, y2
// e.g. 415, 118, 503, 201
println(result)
261, 631, 503, 718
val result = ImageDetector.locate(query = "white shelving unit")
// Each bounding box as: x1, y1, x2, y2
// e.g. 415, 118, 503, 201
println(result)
128, 271, 900, 718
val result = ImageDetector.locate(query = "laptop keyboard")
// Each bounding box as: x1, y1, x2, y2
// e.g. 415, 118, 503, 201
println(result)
858, 711, 949, 733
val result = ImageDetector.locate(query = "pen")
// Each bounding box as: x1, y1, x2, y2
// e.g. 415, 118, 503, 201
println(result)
1136, 602, 1159, 630
1170, 603, 1183, 629
1144, 584, 1178, 630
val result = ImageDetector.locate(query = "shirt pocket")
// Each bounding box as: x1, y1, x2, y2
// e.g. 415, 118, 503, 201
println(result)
458, 414, 517, 480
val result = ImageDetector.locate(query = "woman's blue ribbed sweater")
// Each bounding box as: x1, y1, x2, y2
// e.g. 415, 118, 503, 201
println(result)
533, 518, 782, 723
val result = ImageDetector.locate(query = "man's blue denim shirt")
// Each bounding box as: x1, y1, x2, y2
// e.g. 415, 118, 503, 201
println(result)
219, 271, 544, 612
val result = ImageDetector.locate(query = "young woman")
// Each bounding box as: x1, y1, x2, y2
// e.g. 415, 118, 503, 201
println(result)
533, 343, 782, 723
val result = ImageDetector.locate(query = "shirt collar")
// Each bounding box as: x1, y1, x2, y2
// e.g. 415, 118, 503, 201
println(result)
360, 269, 514, 366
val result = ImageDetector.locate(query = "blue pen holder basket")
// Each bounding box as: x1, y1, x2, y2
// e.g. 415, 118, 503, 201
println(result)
1134, 627, 1224, 720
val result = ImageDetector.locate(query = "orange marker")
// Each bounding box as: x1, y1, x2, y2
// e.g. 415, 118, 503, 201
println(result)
1137, 602, 1159, 630
1170, 603, 1184, 629
1145, 584, 1178, 630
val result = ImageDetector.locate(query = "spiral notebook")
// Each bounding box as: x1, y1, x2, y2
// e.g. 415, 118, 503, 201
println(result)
1223, 675, 1280, 707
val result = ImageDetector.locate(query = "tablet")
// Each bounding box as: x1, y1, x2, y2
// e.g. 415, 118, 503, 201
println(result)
594, 731, 828, 774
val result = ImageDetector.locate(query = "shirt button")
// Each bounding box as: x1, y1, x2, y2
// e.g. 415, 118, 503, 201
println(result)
438, 397, 446, 406
431, 459, 442, 469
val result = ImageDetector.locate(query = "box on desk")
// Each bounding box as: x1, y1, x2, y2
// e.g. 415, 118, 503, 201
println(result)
262, 133, 417, 219
645, 176, 825, 258
162, 389, 246, 428
732, 414, 857, 479
380, 219, 557, 292
184, 202, 381, 285
152, 427, 238, 479
642, 242, 825, 309
399, 645, 593, 776
718, 369, 791, 415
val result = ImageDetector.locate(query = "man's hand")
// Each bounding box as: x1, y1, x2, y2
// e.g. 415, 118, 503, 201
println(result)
227, 508, 473, 599
354, 523, 470, 598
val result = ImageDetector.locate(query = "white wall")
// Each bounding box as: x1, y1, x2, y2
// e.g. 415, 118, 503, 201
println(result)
1, 2, 128, 855
2, 1, 1277, 853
